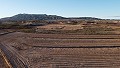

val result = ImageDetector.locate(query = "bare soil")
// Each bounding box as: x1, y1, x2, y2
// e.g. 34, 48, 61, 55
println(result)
1, 32, 120, 68
0, 53, 7, 68
37, 24, 83, 30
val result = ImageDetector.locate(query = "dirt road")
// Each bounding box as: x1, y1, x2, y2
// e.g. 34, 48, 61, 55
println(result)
0, 43, 29, 68
0, 52, 7, 68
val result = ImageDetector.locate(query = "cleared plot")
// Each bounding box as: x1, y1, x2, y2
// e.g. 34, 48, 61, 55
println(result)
1, 32, 120, 48
23, 48, 120, 68
1, 32, 120, 68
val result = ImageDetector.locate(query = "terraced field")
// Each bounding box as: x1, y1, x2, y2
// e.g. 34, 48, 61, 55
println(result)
0, 32, 120, 68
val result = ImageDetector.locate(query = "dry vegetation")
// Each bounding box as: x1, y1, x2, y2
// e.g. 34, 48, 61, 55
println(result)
34, 20, 120, 35
1, 19, 120, 35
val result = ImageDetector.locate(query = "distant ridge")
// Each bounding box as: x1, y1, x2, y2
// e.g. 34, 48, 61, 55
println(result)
0, 14, 65, 21
0, 14, 102, 22
69, 17, 102, 20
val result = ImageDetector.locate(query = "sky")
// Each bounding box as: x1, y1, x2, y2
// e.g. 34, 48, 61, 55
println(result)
0, 0, 120, 19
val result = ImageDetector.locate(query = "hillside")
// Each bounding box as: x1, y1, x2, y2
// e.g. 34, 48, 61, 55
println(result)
0, 14, 101, 22
0, 14, 66, 21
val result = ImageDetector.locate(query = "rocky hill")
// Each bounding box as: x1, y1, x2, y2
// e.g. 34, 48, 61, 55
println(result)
0, 14, 66, 21
0, 14, 101, 22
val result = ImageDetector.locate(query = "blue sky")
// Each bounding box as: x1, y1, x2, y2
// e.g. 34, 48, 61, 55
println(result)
0, 0, 120, 19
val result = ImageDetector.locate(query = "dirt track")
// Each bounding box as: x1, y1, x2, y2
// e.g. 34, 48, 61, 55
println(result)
1, 32, 120, 68
0, 43, 29, 68
0, 52, 6, 68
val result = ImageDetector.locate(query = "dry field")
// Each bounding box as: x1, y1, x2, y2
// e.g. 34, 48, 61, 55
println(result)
36, 23, 120, 35
0, 32, 120, 68
37, 24, 84, 30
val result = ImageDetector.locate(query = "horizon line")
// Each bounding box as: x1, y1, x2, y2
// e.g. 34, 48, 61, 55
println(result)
0, 13, 120, 20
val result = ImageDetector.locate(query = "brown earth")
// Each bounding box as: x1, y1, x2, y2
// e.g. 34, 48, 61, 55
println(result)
37, 24, 84, 30
0, 52, 7, 68
36, 22, 120, 35
1, 32, 120, 68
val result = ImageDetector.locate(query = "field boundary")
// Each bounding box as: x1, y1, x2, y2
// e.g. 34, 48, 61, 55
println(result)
33, 45, 120, 48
